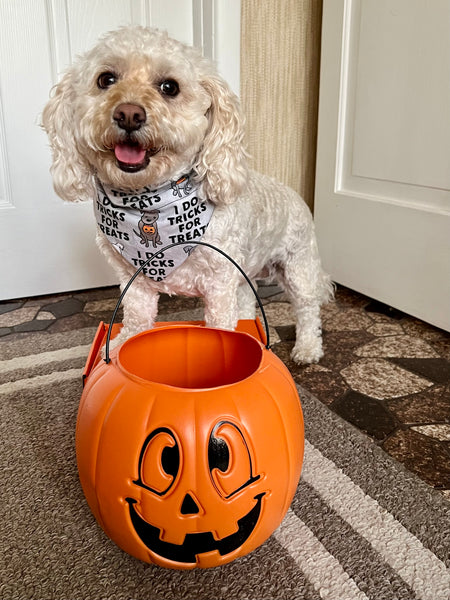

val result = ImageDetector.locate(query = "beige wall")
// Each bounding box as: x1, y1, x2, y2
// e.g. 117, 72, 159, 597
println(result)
240, 0, 323, 210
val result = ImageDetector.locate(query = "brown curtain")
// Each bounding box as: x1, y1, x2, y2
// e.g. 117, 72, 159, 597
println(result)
240, 0, 323, 210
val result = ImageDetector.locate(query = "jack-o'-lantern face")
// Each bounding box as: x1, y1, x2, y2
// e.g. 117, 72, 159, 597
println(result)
77, 325, 304, 569
125, 421, 265, 566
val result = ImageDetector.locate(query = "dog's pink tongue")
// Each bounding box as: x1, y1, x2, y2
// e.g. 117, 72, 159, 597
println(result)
114, 143, 146, 164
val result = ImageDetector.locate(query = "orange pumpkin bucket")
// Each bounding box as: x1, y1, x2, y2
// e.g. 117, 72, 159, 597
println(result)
77, 242, 304, 570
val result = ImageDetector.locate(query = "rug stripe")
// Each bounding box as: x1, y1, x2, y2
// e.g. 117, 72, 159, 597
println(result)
302, 440, 450, 600
300, 385, 450, 568
0, 369, 81, 395
291, 480, 418, 600
0, 345, 90, 374
0, 327, 98, 361
274, 508, 369, 600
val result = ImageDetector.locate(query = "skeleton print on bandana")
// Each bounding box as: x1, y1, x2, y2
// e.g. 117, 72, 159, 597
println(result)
94, 174, 215, 281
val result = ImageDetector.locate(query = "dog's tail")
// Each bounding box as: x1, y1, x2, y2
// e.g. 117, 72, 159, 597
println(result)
321, 272, 336, 305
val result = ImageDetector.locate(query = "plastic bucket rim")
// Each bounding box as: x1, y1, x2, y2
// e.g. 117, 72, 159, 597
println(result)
115, 324, 266, 392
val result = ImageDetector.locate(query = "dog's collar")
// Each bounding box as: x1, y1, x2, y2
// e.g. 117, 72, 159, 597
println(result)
94, 174, 214, 281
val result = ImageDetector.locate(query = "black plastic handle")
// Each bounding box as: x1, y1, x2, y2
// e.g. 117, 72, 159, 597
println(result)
104, 241, 271, 363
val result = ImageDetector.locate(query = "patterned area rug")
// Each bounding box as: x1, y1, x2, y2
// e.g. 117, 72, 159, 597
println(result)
1, 326, 450, 600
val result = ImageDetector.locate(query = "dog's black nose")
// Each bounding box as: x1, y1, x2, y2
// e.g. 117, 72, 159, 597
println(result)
113, 103, 146, 132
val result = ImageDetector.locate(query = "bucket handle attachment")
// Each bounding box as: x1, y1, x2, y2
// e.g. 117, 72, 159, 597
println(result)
104, 241, 271, 364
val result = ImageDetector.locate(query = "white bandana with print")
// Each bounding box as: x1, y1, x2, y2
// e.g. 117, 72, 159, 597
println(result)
94, 174, 214, 281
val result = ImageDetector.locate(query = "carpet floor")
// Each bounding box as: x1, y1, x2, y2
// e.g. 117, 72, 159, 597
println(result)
2, 283, 450, 497
1, 322, 449, 599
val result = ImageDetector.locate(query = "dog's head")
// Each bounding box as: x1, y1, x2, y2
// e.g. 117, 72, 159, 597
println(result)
140, 210, 159, 224
42, 26, 248, 205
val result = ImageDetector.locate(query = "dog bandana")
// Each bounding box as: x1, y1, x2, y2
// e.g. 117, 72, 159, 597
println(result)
94, 174, 214, 281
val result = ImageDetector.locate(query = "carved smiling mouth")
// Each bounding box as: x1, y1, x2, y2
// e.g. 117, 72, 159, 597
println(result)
114, 142, 160, 173
125, 493, 265, 564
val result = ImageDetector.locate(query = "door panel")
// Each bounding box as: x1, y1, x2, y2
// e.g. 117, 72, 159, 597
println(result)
314, 0, 450, 331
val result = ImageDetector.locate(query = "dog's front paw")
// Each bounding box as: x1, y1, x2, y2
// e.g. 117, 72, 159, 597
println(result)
101, 329, 126, 359
291, 335, 324, 365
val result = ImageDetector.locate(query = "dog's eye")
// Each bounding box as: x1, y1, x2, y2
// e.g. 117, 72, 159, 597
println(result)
97, 72, 118, 90
159, 79, 180, 97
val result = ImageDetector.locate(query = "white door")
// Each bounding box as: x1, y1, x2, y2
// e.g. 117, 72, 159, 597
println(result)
0, 0, 240, 301
314, 0, 450, 332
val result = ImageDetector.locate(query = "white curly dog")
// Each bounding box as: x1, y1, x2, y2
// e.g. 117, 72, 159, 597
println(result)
43, 26, 332, 363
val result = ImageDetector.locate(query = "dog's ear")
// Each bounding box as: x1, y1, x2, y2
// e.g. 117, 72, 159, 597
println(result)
42, 70, 94, 202
195, 76, 248, 205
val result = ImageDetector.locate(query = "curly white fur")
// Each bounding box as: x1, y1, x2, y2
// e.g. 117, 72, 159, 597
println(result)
42, 25, 333, 364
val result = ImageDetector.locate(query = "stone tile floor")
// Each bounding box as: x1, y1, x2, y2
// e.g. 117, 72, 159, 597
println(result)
1, 283, 449, 499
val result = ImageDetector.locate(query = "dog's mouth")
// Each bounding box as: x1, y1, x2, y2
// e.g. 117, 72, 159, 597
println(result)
114, 142, 160, 173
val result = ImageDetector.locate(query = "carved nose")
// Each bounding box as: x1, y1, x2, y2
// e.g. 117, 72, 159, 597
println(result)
180, 493, 200, 515
113, 103, 146, 132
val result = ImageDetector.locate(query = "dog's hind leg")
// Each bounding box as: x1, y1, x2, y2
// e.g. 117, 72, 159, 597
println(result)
276, 254, 328, 364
